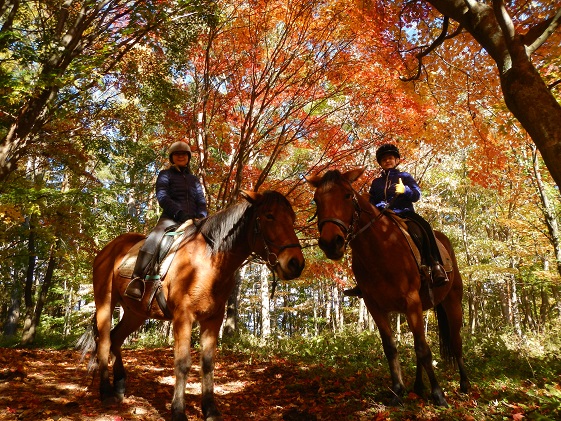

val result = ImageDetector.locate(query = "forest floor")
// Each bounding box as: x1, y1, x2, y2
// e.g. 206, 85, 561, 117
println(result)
0, 345, 560, 421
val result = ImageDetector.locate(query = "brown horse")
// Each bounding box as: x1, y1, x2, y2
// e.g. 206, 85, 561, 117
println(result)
305, 168, 469, 407
87, 190, 304, 421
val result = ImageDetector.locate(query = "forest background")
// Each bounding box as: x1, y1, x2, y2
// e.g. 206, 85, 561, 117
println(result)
1, 0, 561, 420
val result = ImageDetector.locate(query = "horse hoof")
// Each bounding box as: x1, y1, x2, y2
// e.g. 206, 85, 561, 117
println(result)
101, 395, 121, 406
204, 407, 223, 421
432, 393, 448, 407
390, 395, 403, 406
171, 410, 188, 421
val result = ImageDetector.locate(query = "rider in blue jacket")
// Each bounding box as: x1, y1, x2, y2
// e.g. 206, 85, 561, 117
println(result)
126, 141, 208, 300
344, 143, 448, 297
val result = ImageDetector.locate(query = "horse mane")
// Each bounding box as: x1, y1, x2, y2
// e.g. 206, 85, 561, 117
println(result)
185, 190, 294, 254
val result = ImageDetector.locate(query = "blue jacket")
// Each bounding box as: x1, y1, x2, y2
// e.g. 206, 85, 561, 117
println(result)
156, 166, 208, 220
369, 168, 421, 214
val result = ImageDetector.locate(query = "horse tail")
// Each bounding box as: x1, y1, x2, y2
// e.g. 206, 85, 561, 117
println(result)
75, 312, 99, 372
435, 304, 455, 367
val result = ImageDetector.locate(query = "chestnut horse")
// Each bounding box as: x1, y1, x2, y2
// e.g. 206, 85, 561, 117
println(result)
87, 190, 304, 421
306, 168, 469, 407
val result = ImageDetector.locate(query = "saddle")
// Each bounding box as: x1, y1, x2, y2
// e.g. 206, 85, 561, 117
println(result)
385, 211, 453, 277
119, 220, 194, 316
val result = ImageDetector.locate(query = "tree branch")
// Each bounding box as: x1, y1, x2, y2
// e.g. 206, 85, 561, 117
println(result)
400, 16, 450, 82
524, 8, 561, 54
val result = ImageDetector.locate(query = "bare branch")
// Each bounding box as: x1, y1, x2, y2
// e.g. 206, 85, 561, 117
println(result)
524, 8, 561, 54
400, 16, 450, 82
492, 0, 516, 44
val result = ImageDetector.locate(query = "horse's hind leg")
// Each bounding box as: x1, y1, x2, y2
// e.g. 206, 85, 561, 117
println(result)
95, 306, 114, 403
440, 299, 470, 393
109, 310, 145, 401
199, 316, 224, 421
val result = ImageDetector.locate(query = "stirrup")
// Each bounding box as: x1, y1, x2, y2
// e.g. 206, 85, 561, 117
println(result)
124, 277, 145, 301
343, 286, 363, 298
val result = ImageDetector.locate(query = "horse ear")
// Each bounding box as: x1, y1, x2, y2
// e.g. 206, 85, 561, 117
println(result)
344, 167, 366, 183
304, 174, 322, 188
240, 190, 262, 204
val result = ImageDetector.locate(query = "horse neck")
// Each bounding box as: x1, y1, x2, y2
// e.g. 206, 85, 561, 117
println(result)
353, 194, 395, 245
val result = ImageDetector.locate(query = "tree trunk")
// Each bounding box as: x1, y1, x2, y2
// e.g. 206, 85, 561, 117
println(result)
260, 264, 271, 340
3, 288, 21, 337
531, 144, 561, 277
510, 273, 522, 336
21, 240, 60, 345
223, 269, 242, 338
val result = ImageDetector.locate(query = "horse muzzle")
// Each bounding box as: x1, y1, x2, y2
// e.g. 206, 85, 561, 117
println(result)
318, 221, 347, 260
275, 248, 305, 280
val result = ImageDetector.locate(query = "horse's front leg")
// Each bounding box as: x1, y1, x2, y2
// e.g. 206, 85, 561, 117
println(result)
406, 303, 448, 407
369, 309, 406, 404
199, 316, 224, 421
171, 316, 193, 421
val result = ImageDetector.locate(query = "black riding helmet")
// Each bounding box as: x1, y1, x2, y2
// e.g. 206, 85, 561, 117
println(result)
375, 144, 400, 163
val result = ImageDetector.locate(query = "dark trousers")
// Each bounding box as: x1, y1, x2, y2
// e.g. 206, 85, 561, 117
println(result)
399, 210, 442, 264
132, 216, 177, 278
140, 216, 177, 255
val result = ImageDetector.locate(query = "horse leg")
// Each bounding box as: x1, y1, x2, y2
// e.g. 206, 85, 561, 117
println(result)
109, 310, 145, 401
405, 304, 448, 407
95, 306, 114, 403
171, 315, 193, 421
440, 300, 471, 393
370, 311, 406, 404
199, 316, 224, 421
414, 362, 426, 397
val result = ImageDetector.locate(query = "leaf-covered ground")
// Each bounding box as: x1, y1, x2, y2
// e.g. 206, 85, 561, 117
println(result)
0, 346, 559, 420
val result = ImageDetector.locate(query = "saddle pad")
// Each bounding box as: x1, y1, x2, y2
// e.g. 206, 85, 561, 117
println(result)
437, 241, 453, 273
118, 219, 193, 279
388, 212, 453, 273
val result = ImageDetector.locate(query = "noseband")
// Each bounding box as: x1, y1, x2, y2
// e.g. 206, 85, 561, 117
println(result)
317, 195, 361, 248
316, 186, 384, 249
253, 216, 301, 270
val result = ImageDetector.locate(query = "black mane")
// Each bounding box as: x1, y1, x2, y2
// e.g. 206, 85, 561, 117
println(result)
185, 191, 293, 254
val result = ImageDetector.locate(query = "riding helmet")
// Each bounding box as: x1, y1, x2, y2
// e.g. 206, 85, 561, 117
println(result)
168, 141, 192, 163
375, 143, 400, 163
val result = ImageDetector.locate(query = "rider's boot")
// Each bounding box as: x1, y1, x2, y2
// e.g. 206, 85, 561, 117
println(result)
431, 261, 448, 288
125, 250, 155, 300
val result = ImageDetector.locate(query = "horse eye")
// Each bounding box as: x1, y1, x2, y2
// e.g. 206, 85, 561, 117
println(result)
265, 213, 275, 221
345, 193, 352, 200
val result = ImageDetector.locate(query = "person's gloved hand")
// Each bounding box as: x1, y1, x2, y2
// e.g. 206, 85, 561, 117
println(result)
175, 210, 189, 223
395, 178, 405, 195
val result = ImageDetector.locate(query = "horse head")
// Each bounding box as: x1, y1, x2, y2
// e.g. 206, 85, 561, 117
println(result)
241, 190, 305, 280
305, 168, 365, 260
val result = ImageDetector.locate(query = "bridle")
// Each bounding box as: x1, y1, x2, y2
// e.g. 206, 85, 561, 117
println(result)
251, 213, 302, 298
253, 215, 301, 268
315, 183, 386, 250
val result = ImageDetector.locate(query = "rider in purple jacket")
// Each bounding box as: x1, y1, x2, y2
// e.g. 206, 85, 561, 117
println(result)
126, 141, 208, 300
344, 143, 448, 297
